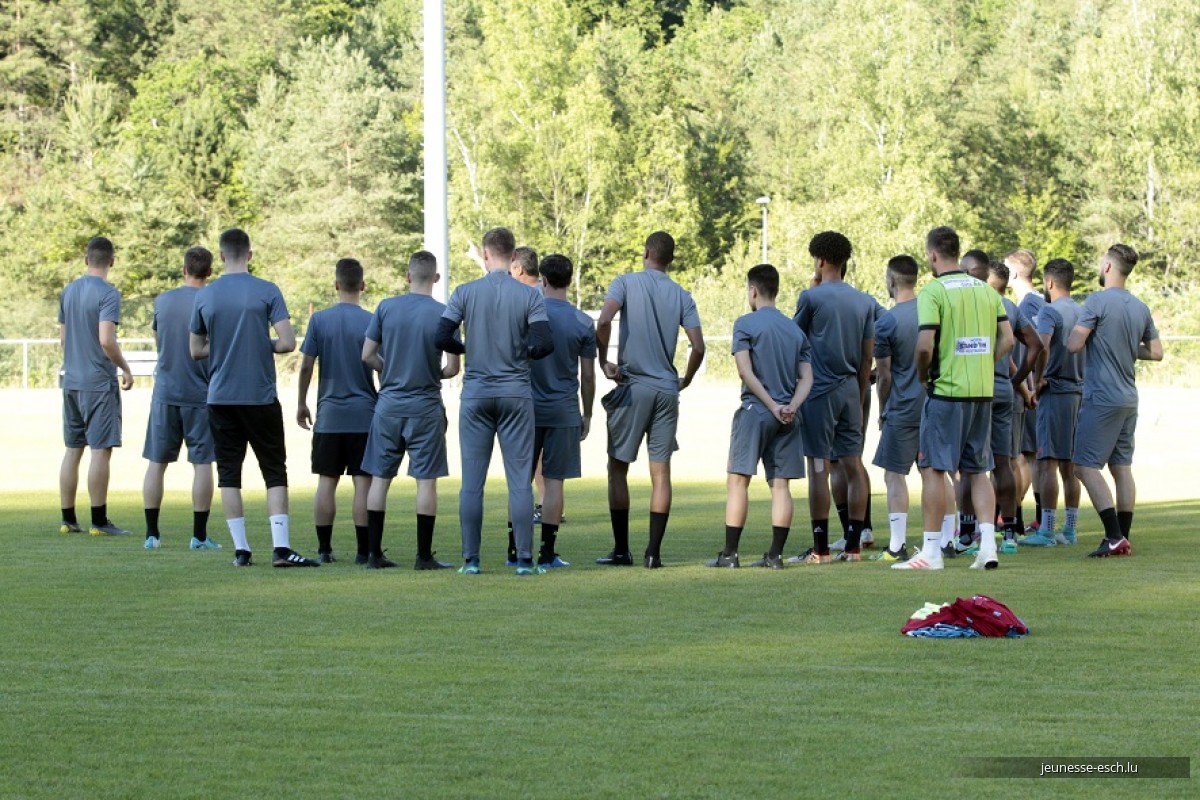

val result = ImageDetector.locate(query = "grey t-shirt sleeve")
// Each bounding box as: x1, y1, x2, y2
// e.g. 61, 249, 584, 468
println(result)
1036, 305, 1059, 337
731, 317, 751, 355
605, 275, 627, 307
578, 320, 597, 358
442, 286, 465, 324
794, 292, 812, 333
797, 329, 812, 366
681, 290, 701, 329
1143, 310, 1159, 342
365, 309, 383, 343
299, 314, 319, 357
874, 312, 895, 359
268, 285, 289, 325
100, 286, 121, 325
528, 291, 548, 324
1077, 295, 1100, 331
189, 294, 207, 335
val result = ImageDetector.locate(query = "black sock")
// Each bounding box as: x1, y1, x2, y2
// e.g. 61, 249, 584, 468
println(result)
539, 523, 559, 563
1016, 505, 1025, 531
144, 508, 160, 538
1098, 507, 1122, 541
355, 521, 369, 557
835, 503, 850, 536
91, 504, 107, 527
647, 511, 669, 558
1117, 511, 1133, 540
367, 509, 385, 557
1034, 492, 1043, 523
506, 523, 516, 560
416, 514, 435, 560
723, 525, 742, 556
864, 494, 875, 532
610, 508, 629, 553
354, 525, 368, 553
193, 510, 209, 541
62, 507, 77, 525
846, 519, 863, 551
769, 525, 789, 559
316, 525, 333, 553
812, 519, 829, 555
1001, 517, 1018, 540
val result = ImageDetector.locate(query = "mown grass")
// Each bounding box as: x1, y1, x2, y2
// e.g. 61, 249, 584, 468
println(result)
1, 480, 1196, 799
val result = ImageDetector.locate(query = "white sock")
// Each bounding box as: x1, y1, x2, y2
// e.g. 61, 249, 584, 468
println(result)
939, 514, 957, 548
270, 514, 290, 550
922, 531, 942, 561
227, 517, 249, 551
1064, 507, 1078, 530
1042, 508, 1057, 534
888, 513, 907, 552
978, 523, 997, 557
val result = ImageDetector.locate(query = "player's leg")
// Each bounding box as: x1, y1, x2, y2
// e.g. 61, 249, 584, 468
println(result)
1059, 459, 1081, 543
313, 474, 339, 557
495, 397, 537, 573
641, 389, 679, 568
59, 389, 88, 532
142, 402, 181, 547
962, 401, 999, 568
599, 383, 652, 565
366, 474, 393, 566
143, 462, 168, 546
537, 425, 579, 567
180, 405, 216, 548
711, 472, 751, 567
832, 382, 869, 555
799, 458, 833, 562
993, 454, 1018, 548
458, 399, 496, 571
895, 397, 959, 569
408, 411, 452, 569
81, 387, 127, 535
599, 456, 634, 565
830, 461, 850, 546
1074, 402, 1132, 556
967, 470, 999, 568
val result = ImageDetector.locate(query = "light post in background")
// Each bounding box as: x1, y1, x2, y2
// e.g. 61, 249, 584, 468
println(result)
756, 196, 770, 263
424, 0, 449, 302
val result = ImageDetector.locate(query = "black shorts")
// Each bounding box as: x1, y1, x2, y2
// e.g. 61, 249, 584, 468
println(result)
207, 401, 288, 489
311, 432, 369, 476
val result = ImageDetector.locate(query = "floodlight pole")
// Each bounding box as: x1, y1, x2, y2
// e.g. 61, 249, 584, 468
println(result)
424, 0, 449, 302
756, 196, 770, 263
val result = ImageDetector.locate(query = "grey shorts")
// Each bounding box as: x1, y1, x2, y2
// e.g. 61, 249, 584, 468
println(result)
535, 426, 582, 481
603, 382, 679, 464
1012, 399, 1026, 458
1036, 392, 1081, 461
63, 387, 121, 449
800, 380, 863, 460
991, 384, 1015, 459
727, 403, 805, 481
361, 411, 449, 480
918, 397, 993, 474
873, 421, 920, 475
1022, 404, 1037, 454
1073, 401, 1137, 469
143, 402, 214, 464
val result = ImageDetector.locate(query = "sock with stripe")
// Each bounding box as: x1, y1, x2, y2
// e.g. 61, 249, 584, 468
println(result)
1064, 507, 1079, 530
1041, 508, 1057, 535
269, 514, 290, 550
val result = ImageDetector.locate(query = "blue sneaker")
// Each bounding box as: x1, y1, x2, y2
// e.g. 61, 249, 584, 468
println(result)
1056, 527, 1077, 545
458, 562, 481, 575
504, 559, 519, 567
1019, 531, 1058, 547
1000, 538, 1019, 555
144, 535, 160, 550
515, 562, 546, 576
190, 536, 222, 550
540, 555, 571, 568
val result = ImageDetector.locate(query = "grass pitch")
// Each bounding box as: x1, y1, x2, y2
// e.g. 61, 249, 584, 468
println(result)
1, 480, 1196, 799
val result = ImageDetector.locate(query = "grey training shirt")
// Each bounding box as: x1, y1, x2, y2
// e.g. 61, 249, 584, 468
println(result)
606, 269, 701, 394
732, 306, 811, 409
300, 302, 377, 433
152, 286, 208, 407
532, 297, 597, 428
190, 272, 289, 405
1037, 296, 1085, 394
873, 298, 922, 428
1076, 288, 1159, 407
367, 293, 453, 417
793, 280, 876, 398
59, 275, 121, 391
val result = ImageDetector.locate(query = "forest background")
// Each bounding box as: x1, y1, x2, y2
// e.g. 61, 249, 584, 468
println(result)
3, 0, 1198, 384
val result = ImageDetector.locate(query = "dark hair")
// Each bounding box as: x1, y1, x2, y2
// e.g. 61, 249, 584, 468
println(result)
512, 246, 539, 278
1107, 243, 1139, 276
645, 231, 676, 266
1043, 258, 1075, 290
886, 254, 919, 284
808, 230, 852, 268
335, 258, 363, 289
86, 236, 115, 267
540, 254, 573, 289
183, 246, 213, 279
987, 260, 1010, 288
1005, 248, 1036, 279
482, 227, 516, 261
746, 263, 780, 299
926, 227, 960, 261
962, 248, 990, 270
409, 250, 437, 281
218, 228, 251, 261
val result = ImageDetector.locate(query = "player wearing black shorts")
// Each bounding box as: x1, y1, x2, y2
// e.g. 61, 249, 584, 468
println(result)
297, 259, 377, 563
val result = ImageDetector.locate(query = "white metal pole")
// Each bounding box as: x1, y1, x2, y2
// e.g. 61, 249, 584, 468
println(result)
22, 340, 29, 389
761, 205, 768, 263
424, 0, 449, 303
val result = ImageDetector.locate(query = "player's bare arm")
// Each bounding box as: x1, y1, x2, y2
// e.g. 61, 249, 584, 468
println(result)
734, 350, 785, 423
272, 318, 296, 354
189, 331, 209, 361
915, 328, 936, 385
995, 319, 1014, 363
361, 337, 384, 373
441, 352, 461, 379
679, 325, 706, 390
595, 297, 622, 382
1013, 322, 1042, 385
99, 319, 133, 390
875, 355, 893, 429
857, 337, 873, 405
296, 353, 316, 430
786, 361, 814, 420
1139, 337, 1163, 361
579, 357, 595, 440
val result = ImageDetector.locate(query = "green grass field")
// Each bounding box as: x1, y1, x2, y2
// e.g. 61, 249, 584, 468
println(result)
2, 479, 1197, 799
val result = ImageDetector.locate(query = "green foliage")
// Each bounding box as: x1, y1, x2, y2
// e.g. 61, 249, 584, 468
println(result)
3, 0, 1200, 345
